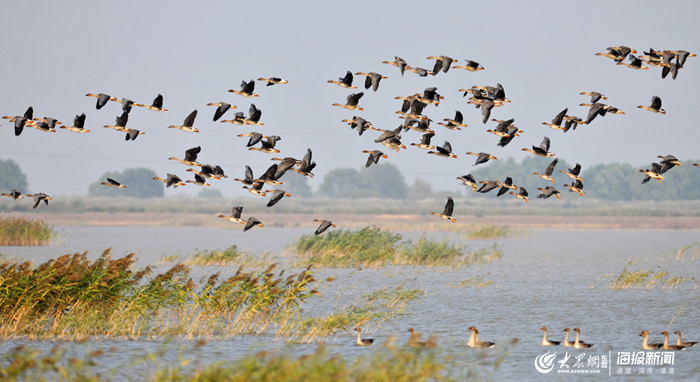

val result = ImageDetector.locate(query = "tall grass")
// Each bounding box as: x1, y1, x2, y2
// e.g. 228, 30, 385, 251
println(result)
287, 227, 503, 268
160, 245, 274, 267
463, 224, 527, 240
0, 216, 56, 246
607, 262, 695, 290
0, 249, 330, 339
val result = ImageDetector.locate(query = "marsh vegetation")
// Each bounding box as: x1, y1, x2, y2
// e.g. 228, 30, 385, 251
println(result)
0, 216, 56, 246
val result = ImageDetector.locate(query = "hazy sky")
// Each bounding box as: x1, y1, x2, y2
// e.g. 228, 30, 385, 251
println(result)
1, 0, 699, 197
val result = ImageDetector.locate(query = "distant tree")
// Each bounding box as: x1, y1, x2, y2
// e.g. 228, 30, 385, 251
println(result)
281, 172, 313, 198
0, 159, 28, 192
408, 178, 434, 199
318, 163, 408, 199
198, 188, 223, 198
88, 167, 164, 198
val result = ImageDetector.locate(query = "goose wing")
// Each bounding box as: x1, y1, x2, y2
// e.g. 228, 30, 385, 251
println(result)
231, 206, 243, 219
184, 146, 201, 162
152, 94, 163, 108
183, 110, 198, 127
539, 136, 551, 152
544, 158, 559, 176
443, 196, 454, 216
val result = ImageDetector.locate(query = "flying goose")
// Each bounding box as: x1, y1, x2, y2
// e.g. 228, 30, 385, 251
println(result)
1, 189, 23, 200
60, 113, 90, 133
207, 102, 236, 121
428, 141, 457, 158
244, 216, 264, 232
228, 79, 258, 97
382, 56, 408, 75
431, 196, 456, 222
258, 77, 288, 86
563, 179, 585, 196
363, 150, 387, 168
327, 71, 357, 88
534, 158, 559, 184
169, 146, 202, 167
26, 193, 52, 209
100, 178, 126, 188
542, 108, 568, 131
439, 110, 467, 130
453, 60, 484, 71
314, 219, 336, 235
560, 163, 583, 182
457, 174, 478, 193
537, 186, 561, 200
265, 189, 291, 208
333, 92, 364, 110
510, 187, 529, 203
639, 163, 664, 184
356, 71, 387, 92
152, 173, 186, 188
637, 96, 665, 114
219, 206, 245, 224
410, 132, 435, 150
85, 93, 115, 109
522, 137, 555, 157
169, 110, 199, 132
466, 152, 498, 165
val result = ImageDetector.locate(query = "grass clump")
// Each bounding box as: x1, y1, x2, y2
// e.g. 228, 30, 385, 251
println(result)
463, 224, 526, 240
607, 262, 695, 290
0, 216, 56, 246
451, 275, 493, 289
288, 226, 503, 268
0, 249, 329, 339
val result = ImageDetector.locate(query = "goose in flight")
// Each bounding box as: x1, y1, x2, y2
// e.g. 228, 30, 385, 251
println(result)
427, 55, 456, 74
410, 132, 435, 150
534, 158, 559, 184
486, 118, 515, 137
453, 60, 484, 71
207, 102, 236, 121
363, 150, 387, 167
27, 192, 52, 209
356, 72, 387, 92
186, 173, 210, 186
244, 216, 264, 232
537, 186, 561, 200
637, 96, 665, 114
343, 116, 375, 136
187, 164, 221, 180
234, 165, 257, 186
135, 93, 167, 111
406, 66, 433, 77
220, 111, 247, 125
242, 181, 266, 196
542, 108, 568, 131
580, 103, 612, 124
382, 56, 408, 76
658, 155, 681, 174
617, 54, 648, 70
85, 93, 115, 109
258, 77, 288, 86
428, 141, 457, 158
457, 174, 478, 193
563, 179, 585, 196
477, 180, 500, 194
104, 111, 130, 132
291, 149, 316, 178
314, 219, 336, 235
522, 137, 555, 157
510, 187, 529, 203
327, 71, 357, 88
249, 136, 281, 154
101, 178, 126, 188
1, 189, 23, 199
496, 177, 517, 197
219, 206, 245, 224
265, 189, 291, 207
254, 164, 283, 186
228, 79, 258, 97
560, 163, 583, 182
237, 132, 268, 147
580, 91, 607, 103
169, 146, 202, 167
152, 173, 186, 188
466, 152, 498, 165
333, 92, 364, 110
640, 163, 664, 184
245, 104, 264, 125
439, 110, 467, 130
431, 196, 456, 222
60, 113, 90, 133
169, 110, 199, 132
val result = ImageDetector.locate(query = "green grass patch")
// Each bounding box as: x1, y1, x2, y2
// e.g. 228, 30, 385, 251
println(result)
607, 262, 695, 290
287, 227, 503, 268
0, 216, 56, 246
463, 224, 527, 240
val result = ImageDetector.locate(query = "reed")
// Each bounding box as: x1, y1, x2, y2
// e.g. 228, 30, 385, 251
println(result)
0, 216, 56, 246
607, 262, 695, 290
451, 275, 493, 289
463, 224, 526, 240
288, 227, 503, 268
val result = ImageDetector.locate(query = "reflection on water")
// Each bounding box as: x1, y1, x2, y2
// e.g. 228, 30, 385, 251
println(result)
1, 226, 699, 380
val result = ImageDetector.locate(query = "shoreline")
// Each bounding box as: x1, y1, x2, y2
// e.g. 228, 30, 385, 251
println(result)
4, 211, 700, 231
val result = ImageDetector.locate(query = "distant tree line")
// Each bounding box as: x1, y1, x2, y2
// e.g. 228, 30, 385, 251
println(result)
0, 159, 28, 192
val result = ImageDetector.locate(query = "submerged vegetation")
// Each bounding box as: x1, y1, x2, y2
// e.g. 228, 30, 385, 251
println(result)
463, 224, 528, 240
607, 262, 695, 290
287, 226, 502, 268
0, 216, 56, 246
451, 275, 494, 289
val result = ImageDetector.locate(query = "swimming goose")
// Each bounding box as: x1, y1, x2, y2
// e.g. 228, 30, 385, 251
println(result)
314, 219, 336, 235
454, 60, 484, 71
327, 71, 357, 88
431, 196, 456, 222
382, 56, 408, 76
563, 179, 585, 196
560, 163, 583, 182
534, 158, 559, 184
660, 331, 686, 350
542, 108, 568, 131
537, 186, 561, 200
249, 136, 281, 154
427, 55, 456, 74
457, 174, 478, 193
238, 132, 268, 147
186, 173, 210, 186
354, 328, 374, 346
424, 141, 454, 158
101, 178, 126, 188
244, 104, 264, 125
244, 216, 264, 232
85, 93, 115, 109
219, 111, 247, 125
242, 181, 266, 196
363, 150, 387, 168
510, 187, 529, 203
135, 94, 167, 111
466, 152, 498, 166
496, 177, 517, 197
219, 206, 245, 224
234, 165, 257, 186
258, 77, 288, 86
152, 173, 186, 188
573, 328, 593, 348
674, 331, 697, 347
562, 328, 574, 347
658, 155, 681, 174
169, 110, 199, 132
60, 113, 90, 133
540, 327, 560, 346
580, 92, 607, 103
617, 54, 648, 70
333, 92, 364, 111
410, 132, 436, 150
407, 328, 427, 347
187, 165, 221, 180
639, 330, 663, 350
1, 189, 23, 199
169, 146, 202, 167
468, 327, 495, 348
637, 96, 665, 114
26, 193, 52, 209
640, 163, 664, 184
228, 79, 258, 97
254, 164, 283, 186
104, 111, 130, 132
522, 137, 555, 157
477, 180, 500, 194
486, 118, 514, 137
406, 66, 433, 77
292, 149, 316, 178
265, 189, 291, 207
207, 102, 236, 121
356, 72, 387, 92
439, 110, 467, 130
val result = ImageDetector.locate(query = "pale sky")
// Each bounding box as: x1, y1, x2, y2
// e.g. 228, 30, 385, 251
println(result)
1, 0, 699, 197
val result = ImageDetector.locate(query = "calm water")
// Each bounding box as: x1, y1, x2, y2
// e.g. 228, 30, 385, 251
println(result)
1, 226, 699, 380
